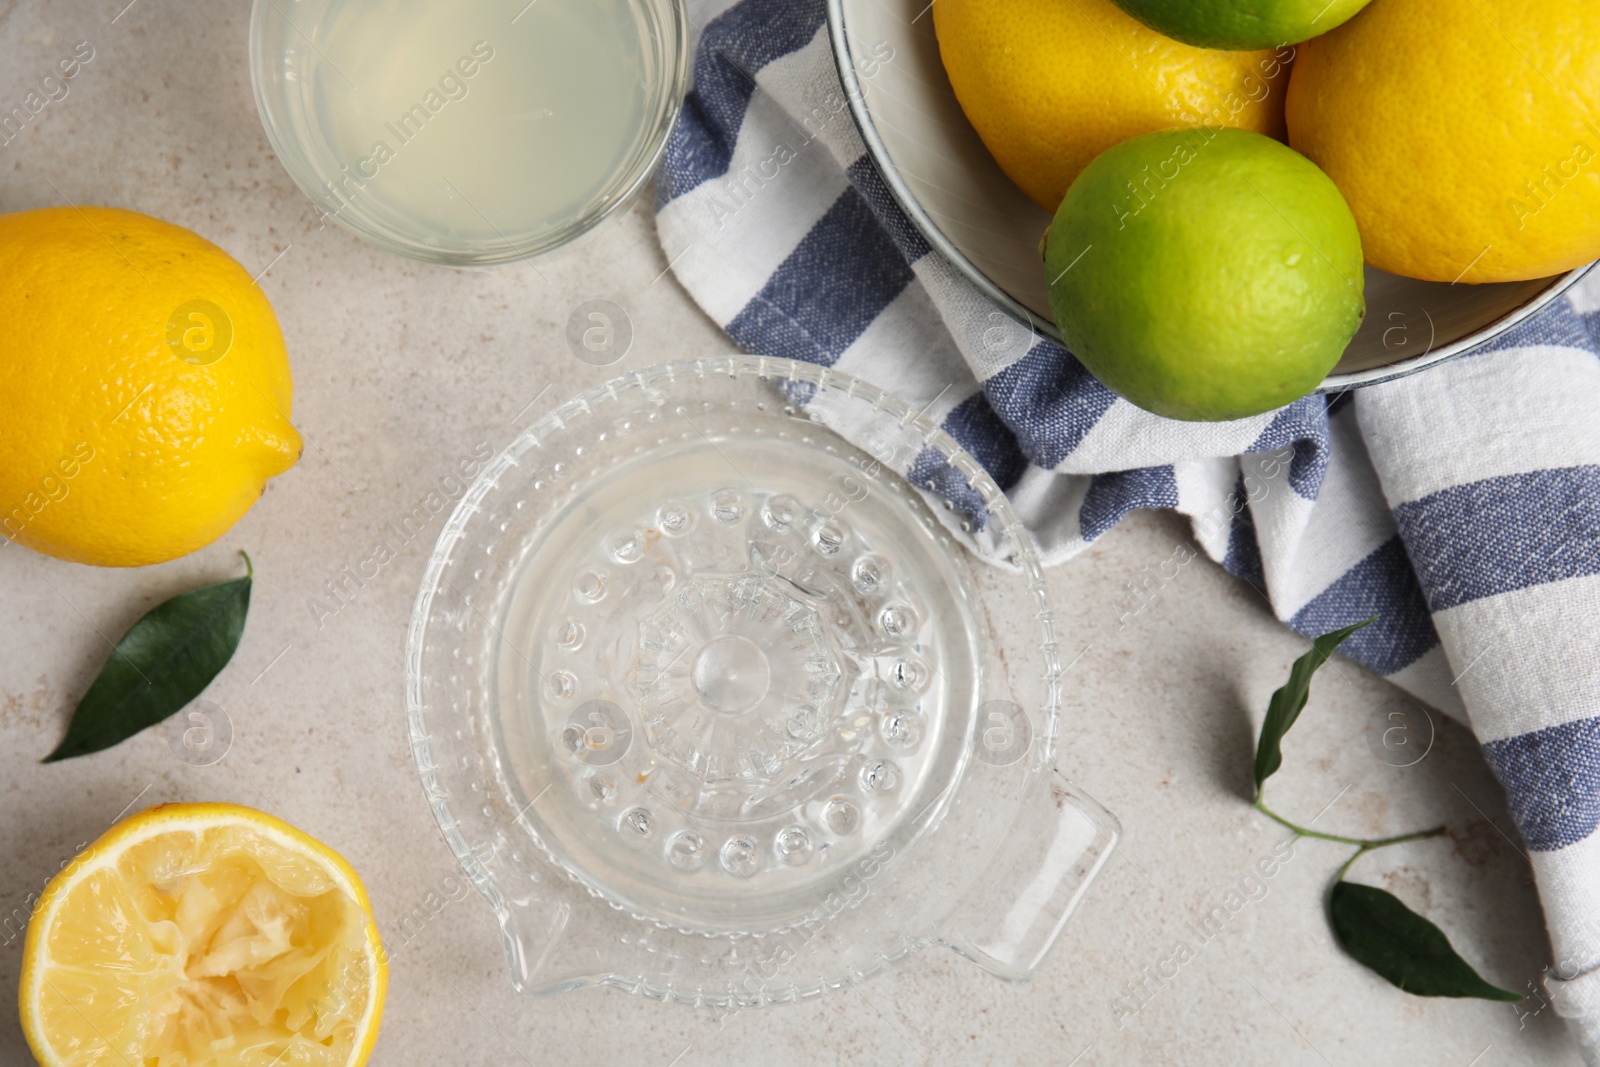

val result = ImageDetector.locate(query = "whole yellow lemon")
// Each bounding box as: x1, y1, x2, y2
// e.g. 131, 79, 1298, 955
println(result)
934, 0, 1293, 211
0, 207, 301, 567
1286, 0, 1600, 283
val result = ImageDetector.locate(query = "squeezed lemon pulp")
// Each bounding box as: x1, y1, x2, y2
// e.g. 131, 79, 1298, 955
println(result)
28, 820, 376, 1067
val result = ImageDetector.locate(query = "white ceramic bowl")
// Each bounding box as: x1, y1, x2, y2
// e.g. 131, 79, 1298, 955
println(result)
828, 0, 1592, 389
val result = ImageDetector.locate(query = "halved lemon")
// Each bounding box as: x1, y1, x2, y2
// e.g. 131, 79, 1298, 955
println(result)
19, 803, 386, 1067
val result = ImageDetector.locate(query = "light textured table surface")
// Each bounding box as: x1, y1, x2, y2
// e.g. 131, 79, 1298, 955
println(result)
0, 2, 1581, 1063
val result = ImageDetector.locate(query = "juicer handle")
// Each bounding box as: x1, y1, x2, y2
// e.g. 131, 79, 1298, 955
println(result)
937, 771, 1120, 980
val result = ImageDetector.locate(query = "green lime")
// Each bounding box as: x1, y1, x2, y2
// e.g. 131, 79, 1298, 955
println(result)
1108, 0, 1375, 49
1044, 128, 1364, 422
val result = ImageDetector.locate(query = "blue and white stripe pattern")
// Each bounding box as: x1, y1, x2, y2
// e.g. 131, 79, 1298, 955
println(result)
657, 0, 1600, 1044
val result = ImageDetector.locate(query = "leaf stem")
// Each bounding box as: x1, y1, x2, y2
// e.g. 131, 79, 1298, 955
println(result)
1254, 796, 1445, 852
240, 549, 253, 579
1337, 845, 1369, 883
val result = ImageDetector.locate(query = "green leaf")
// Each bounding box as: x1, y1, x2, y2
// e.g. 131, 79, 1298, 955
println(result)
43, 553, 252, 762
1253, 617, 1375, 792
1330, 881, 1522, 1001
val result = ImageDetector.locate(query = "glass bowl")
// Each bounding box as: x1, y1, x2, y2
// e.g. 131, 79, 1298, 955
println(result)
405, 356, 1118, 1006
249, 0, 687, 265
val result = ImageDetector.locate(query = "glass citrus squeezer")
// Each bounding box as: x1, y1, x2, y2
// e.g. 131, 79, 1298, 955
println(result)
406, 357, 1119, 1006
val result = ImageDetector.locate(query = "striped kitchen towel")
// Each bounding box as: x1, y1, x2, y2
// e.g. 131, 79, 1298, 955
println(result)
656, 0, 1600, 1052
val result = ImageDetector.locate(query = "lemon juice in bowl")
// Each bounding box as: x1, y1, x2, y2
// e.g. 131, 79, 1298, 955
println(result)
249, 0, 687, 264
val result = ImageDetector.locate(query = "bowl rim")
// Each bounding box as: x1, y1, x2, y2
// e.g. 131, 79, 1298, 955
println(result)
826, 0, 1595, 393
